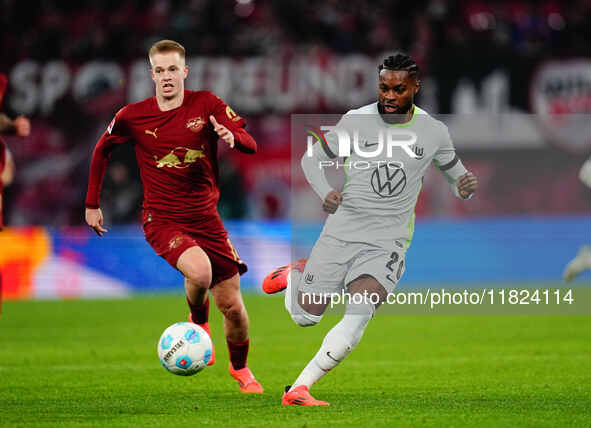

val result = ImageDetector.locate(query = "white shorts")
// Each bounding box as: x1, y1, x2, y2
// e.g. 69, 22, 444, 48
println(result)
299, 234, 406, 295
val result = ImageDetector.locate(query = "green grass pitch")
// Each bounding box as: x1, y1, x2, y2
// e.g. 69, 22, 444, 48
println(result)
1, 293, 590, 427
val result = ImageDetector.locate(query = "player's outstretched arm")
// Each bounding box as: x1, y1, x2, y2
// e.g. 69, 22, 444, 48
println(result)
456, 172, 478, 199
1, 147, 15, 186
0, 114, 30, 136
209, 115, 257, 154
0, 114, 13, 134
301, 148, 337, 211
232, 127, 257, 154
210, 115, 235, 148
12, 116, 30, 136
323, 190, 343, 214
85, 207, 108, 236
433, 154, 476, 200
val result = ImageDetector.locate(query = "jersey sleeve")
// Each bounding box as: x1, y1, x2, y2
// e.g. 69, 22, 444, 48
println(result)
85, 108, 131, 208
310, 110, 354, 161
208, 92, 246, 129
432, 122, 470, 199
207, 92, 256, 154
300, 111, 353, 200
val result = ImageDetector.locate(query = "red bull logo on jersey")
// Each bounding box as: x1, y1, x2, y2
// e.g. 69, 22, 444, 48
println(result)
186, 117, 205, 133
154, 146, 206, 169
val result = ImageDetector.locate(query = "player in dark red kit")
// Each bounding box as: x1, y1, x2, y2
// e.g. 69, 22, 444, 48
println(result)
85, 40, 263, 393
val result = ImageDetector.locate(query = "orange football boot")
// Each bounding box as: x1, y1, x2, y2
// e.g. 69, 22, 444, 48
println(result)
188, 314, 216, 366
262, 258, 307, 294
281, 385, 330, 406
229, 364, 264, 394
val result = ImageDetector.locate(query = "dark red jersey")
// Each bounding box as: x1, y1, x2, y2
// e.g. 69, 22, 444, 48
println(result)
0, 137, 6, 230
85, 90, 256, 223
0, 74, 6, 110
0, 73, 7, 230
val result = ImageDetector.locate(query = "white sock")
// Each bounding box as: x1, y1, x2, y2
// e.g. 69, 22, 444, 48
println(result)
290, 301, 374, 391
284, 269, 323, 326
284, 269, 301, 313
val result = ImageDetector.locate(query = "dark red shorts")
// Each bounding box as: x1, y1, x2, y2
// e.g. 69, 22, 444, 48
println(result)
142, 211, 247, 287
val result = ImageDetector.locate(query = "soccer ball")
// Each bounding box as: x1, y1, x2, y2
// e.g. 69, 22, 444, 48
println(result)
157, 322, 213, 376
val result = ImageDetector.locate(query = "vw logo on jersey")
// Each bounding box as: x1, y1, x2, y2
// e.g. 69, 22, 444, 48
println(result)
370, 163, 406, 198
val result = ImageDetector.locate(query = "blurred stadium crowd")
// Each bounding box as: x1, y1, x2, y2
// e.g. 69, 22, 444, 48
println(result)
0, 0, 590, 226
2, 0, 587, 62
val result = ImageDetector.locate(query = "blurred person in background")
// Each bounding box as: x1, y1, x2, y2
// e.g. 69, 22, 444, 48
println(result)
0, 72, 31, 312
564, 157, 591, 282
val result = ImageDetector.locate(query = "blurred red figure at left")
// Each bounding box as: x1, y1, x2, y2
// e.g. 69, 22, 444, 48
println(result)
0, 72, 32, 313
0, 73, 31, 230
85, 40, 263, 393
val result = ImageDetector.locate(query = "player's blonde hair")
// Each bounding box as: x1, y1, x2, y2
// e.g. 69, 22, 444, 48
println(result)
148, 40, 186, 65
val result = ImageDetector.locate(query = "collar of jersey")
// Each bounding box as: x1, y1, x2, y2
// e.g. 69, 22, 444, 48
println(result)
377, 104, 417, 128
153, 90, 190, 113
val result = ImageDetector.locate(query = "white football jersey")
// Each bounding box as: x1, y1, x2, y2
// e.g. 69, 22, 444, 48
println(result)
301, 102, 468, 249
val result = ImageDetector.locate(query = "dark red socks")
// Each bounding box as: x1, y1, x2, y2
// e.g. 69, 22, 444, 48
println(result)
227, 339, 249, 370
186, 295, 209, 325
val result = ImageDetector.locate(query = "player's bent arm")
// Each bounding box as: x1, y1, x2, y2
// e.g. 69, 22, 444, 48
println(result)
432, 123, 477, 199
0, 113, 14, 134
433, 155, 474, 199
207, 92, 255, 153
232, 128, 257, 154
1, 147, 15, 186
579, 157, 591, 189
301, 144, 335, 201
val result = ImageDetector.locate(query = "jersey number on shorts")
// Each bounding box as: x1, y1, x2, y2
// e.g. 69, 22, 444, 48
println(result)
385, 251, 404, 284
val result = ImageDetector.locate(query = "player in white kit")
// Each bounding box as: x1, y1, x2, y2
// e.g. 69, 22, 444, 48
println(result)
262, 53, 478, 406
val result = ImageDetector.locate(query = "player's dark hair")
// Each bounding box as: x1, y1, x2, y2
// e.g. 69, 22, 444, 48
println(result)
378, 53, 419, 76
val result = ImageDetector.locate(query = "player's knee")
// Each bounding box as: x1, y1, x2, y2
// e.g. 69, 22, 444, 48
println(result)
178, 247, 212, 288
290, 311, 321, 327
183, 264, 212, 289
221, 302, 246, 323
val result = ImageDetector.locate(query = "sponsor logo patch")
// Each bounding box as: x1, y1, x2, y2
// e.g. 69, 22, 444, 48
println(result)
145, 128, 158, 139
169, 236, 184, 249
